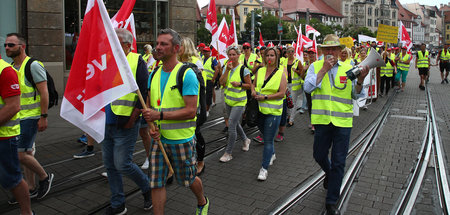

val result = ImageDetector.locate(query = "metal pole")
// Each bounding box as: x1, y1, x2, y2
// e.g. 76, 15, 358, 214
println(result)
154, 0, 158, 46
306, 8, 310, 25
251, 10, 255, 49
278, 0, 282, 45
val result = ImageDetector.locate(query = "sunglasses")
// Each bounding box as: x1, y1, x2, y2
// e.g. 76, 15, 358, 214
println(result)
243, 46, 250, 49
287, 50, 294, 53
4, 43, 21, 48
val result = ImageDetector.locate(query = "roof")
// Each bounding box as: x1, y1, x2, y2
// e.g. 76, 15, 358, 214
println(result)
440, 4, 450, 12
200, 0, 242, 19
396, 0, 418, 22
265, 0, 343, 17
445, 11, 450, 22
196, 4, 202, 22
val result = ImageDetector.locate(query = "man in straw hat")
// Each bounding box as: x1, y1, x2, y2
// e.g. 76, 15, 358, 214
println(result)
304, 34, 369, 215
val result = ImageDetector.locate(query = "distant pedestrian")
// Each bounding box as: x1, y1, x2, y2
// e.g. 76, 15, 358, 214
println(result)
415, 43, 430, 90
251, 47, 287, 181
304, 34, 369, 215
436, 43, 450, 84
379, 48, 396, 96
0, 54, 33, 215
5, 33, 54, 200
395, 46, 412, 92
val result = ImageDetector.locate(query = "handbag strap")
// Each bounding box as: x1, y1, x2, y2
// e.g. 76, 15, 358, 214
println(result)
261, 67, 278, 89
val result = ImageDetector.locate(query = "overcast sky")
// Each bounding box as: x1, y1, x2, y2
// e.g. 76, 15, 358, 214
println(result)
196, 0, 448, 9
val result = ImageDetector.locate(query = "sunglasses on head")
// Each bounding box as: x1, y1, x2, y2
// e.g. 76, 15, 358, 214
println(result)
4, 43, 21, 48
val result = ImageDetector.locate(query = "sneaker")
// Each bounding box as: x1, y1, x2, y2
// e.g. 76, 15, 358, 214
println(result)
77, 134, 87, 145
105, 203, 127, 215
311, 125, 315, 134
242, 138, 251, 151
143, 190, 151, 210
211, 103, 216, 108
269, 154, 276, 165
446, 78, 449, 84
257, 167, 268, 181
442, 80, 446, 84
196, 197, 209, 215
253, 135, 264, 143
379, 93, 383, 97
275, 133, 284, 142
29, 188, 38, 199
206, 111, 210, 118
101, 172, 108, 177
222, 126, 228, 133
141, 157, 149, 170
37, 173, 54, 199
73, 149, 95, 159
219, 153, 233, 162
298, 108, 305, 114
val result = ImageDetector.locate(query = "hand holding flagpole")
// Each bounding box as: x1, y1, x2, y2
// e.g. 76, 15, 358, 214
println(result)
136, 90, 174, 175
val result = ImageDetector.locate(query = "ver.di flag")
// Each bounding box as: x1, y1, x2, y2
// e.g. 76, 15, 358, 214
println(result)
295, 24, 304, 63
60, 0, 138, 143
216, 17, 229, 65
111, 0, 137, 53
227, 12, 238, 46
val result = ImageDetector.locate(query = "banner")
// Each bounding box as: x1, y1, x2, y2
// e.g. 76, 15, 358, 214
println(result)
339, 37, 354, 48
60, 0, 138, 143
216, 17, 229, 65
358, 34, 376, 43
376, 24, 399, 44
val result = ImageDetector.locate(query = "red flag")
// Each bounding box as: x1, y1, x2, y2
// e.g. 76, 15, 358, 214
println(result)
205, 0, 218, 36
216, 18, 229, 64
111, 0, 136, 28
258, 31, 265, 48
302, 35, 313, 49
227, 12, 238, 46
295, 24, 304, 63
268, 42, 274, 47
305, 24, 320, 37
122, 14, 138, 53
399, 21, 412, 53
60, 0, 138, 143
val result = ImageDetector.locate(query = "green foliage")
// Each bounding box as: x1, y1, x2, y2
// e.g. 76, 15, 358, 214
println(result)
243, 9, 296, 44
340, 25, 376, 40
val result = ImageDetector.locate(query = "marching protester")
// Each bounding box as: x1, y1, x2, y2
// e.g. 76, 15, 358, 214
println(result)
0, 54, 33, 215
379, 48, 396, 97
436, 43, 450, 84
143, 28, 209, 215
304, 34, 369, 215
304, 48, 317, 133
239, 42, 260, 74
395, 46, 412, 92
202, 46, 220, 116
5, 33, 54, 201
339, 47, 354, 66
218, 46, 252, 162
102, 28, 151, 214
284, 45, 303, 127
251, 47, 287, 181
415, 43, 430, 90
143, 44, 152, 63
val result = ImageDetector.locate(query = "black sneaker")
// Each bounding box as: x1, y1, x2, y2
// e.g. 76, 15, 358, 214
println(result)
446, 78, 449, 84
143, 190, 151, 210
222, 127, 228, 133
8, 189, 38, 204
442, 80, 446, 84
37, 173, 54, 199
104, 204, 127, 215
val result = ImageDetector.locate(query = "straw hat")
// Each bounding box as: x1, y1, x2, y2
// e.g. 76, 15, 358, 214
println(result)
319, 34, 345, 49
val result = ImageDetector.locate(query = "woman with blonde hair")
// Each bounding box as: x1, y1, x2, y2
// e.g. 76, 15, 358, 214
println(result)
251, 47, 287, 181
339, 47, 355, 66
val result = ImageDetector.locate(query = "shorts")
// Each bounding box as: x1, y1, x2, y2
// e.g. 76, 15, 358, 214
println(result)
0, 137, 23, 190
440, 62, 450, 72
206, 80, 214, 106
18, 119, 39, 152
395, 69, 409, 83
150, 139, 197, 188
418, 68, 428, 76
140, 116, 148, 128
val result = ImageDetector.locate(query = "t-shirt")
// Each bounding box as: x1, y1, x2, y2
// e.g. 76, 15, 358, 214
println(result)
148, 66, 199, 144
13, 61, 47, 87
0, 66, 20, 139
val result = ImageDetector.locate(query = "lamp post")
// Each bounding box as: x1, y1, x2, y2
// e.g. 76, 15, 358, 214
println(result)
278, 0, 282, 45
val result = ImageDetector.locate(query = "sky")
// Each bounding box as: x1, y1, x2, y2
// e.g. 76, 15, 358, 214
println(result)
197, 0, 448, 8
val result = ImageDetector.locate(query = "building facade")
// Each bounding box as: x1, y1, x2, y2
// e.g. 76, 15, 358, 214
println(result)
0, 0, 197, 93
405, 3, 440, 46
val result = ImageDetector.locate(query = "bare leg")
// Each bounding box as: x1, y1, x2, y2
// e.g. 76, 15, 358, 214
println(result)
11, 179, 32, 215
18, 152, 47, 180
189, 177, 207, 205
139, 127, 151, 157
151, 187, 166, 215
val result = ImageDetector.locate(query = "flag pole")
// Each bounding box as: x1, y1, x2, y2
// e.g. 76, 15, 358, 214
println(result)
136, 90, 174, 175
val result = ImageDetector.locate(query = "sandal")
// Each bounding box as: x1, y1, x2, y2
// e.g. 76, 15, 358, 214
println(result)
287, 122, 294, 127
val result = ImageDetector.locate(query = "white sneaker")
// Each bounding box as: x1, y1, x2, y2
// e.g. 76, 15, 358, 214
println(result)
269, 154, 276, 165
101, 172, 108, 177
219, 153, 233, 162
242, 138, 251, 151
206, 111, 210, 117
211, 103, 216, 108
141, 157, 149, 169
257, 167, 268, 181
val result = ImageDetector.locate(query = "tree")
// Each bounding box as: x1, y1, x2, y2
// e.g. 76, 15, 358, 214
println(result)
243, 9, 295, 44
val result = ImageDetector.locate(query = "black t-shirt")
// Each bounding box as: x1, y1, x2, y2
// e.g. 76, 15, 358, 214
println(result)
287, 63, 293, 83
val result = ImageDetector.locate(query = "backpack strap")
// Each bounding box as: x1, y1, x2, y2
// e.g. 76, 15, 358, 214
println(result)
240, 65, 245, 83
174, 63, 192, 95
24, 58, 37, 89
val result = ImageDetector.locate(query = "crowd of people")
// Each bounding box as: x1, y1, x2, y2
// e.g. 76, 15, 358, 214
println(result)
0, 26, 445, 215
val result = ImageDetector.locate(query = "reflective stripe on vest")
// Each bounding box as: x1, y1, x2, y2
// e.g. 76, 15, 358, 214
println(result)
397, 53, 410, 71
111, 52, 139, 116
239, 53, 258, 70
381, 55, 394, 77
311, 60, 354, 128
255, 67, 284, 116
289, 59, 303, 91
150, 62, 196, 140
417, 50, 429, 68
0, 59, 21, 137
203, 57, 215, 81
224, 65, 247, 107
440, 50, 450, 61
16, 56, 42, 118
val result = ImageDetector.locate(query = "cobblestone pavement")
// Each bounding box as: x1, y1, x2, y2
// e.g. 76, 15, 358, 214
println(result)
1, 63, 447, 215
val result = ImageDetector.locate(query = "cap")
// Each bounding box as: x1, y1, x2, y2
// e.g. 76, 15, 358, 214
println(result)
243, 42, 251, 47
198, 43, 206, 48
203, 47, 211, 52
307, 47, 316, 53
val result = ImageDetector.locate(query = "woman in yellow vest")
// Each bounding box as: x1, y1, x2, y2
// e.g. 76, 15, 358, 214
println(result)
395, 46, 411, 92
379, 48, 396, 96
251, 47, 287, 181
339, 47, 355, 66
218, 46, 252, 162
354, 47, 367, 65
283, 46, 303, 127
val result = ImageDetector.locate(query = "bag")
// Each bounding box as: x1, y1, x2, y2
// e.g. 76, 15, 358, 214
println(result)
286, 89, 294, 109
24, 58, 59, 109
245, 97, 259, 127
151, 62, 207, 127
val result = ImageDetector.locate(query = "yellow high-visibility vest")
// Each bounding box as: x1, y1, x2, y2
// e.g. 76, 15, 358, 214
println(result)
111, 52, 139, 116
255, 67, 284, 116
224, 65, 247, 107
16, 56, 42, 119
397, 53, 410, 71
417, 50, 429, 68
0, 59, 20, 137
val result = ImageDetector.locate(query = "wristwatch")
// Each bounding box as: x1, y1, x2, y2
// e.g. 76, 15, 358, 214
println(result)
264, 95, 268, 100
40, 113, 48, 118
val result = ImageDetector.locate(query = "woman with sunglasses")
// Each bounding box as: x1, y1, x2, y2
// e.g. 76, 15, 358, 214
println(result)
218, 46, 252, 162
282, 46, 304, 127
251, 47, 287, 181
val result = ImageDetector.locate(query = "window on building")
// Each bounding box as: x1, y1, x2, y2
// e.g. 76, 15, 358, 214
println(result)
244, 7, 248, 15
221, 8, 226, 14
271, 11, 275, 16
375, 8, 379, 17
447, 25, 450, 30
0, 0, 18, 63
447, 34, 449, 40
375, 19, 379, 27
368, 19, 372, 26
392, 11, 396, 19
229, 9, 234, 15
392, 21, 396, 26
345, 4, 349, 13
368, 7, 372, 16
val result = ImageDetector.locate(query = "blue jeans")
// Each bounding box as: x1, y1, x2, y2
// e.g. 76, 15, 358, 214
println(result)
18, 119, 39, 152
0, 137, 22, 190
102, 123, 150, 208
257, 112, 281, 169
313, 124, 351, 204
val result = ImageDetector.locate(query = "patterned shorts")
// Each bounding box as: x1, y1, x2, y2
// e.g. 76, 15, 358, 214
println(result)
150, 139, 197, 188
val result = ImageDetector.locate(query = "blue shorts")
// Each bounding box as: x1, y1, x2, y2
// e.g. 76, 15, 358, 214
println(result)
0, 137, 23, 190
18, 119, 39, 152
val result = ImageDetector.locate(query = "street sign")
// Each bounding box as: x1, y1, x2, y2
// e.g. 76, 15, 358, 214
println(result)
278, 24, 283, 35
340, 37, 354, 48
